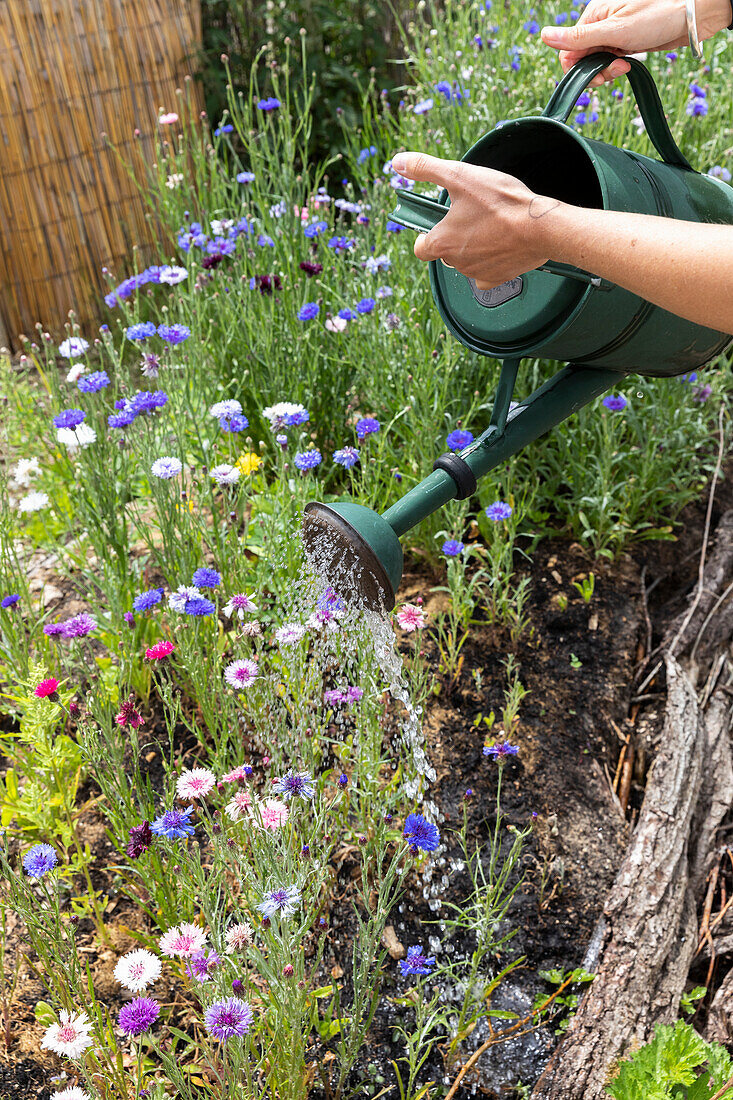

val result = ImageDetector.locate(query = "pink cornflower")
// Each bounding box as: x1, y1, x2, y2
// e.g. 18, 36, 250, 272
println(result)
253, 798, 289, 831
41, 1010, 94, 1060
221, 765, 248, 784
224, 658, 258, 689
34, 677, 60, 699
114, 948, 162, 992
395, 604, 427, 632
225, 789, 253, 821
146, 640, 175, 660
115, 697, 144, 729
177, 768, 217, 800
225, 921, 254, 952
159, 921, 207, 958
159, 112, 179, 124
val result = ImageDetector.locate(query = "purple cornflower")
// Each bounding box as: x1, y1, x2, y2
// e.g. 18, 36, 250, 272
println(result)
62, 612, 97, 638
293, 450, 322, 471
300, 260, 323, 276
185, 948, 221, 981
77, 371, 110, 393
298, 302, 320, 321
129, 390, 168, 415
333, 446, 359, 468
355, 416, 380, 439
192, 568, 222, 589
53, 409, 85, 430
204, 997, 254, 1040
151, 806, 195, 840
602, 394, 628, 412
483, 740, 519, 762
126, 322, 157, 341
446, 429, 473, 451
184, 597, 216, 616
43, 623, 67, 637
1, 594, 20, 609
694, 384, 713, 403
403, 813, 440, 852
442, 539, 465, 557
126, 821, 153, 859
399, 945, 437, 977
257, 884, 301, 918
356, 298, 376, 314
157, 324, 190, 345
22, 843, 58, 879
273, 770, 315, 802
118, 997, 160, 1036
133, 588, 164, 613
485, 501, 512, 522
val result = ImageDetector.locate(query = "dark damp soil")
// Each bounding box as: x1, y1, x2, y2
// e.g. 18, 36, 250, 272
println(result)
3, 470, 733, 1099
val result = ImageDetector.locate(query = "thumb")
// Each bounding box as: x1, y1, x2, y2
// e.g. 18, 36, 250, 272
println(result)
390, 151, 462, 190
541, 19, 621, 51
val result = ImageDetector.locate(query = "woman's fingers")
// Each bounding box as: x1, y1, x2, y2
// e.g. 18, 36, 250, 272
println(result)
390, 152, 463, 191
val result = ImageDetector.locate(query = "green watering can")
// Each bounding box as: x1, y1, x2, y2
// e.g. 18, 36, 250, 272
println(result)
303, 52, 733, 611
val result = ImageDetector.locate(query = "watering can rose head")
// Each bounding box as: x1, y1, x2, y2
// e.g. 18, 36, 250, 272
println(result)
390, 152, 554, 291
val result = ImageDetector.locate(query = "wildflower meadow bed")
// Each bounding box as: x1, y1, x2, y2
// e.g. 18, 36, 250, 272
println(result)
2, 2, 733, 1098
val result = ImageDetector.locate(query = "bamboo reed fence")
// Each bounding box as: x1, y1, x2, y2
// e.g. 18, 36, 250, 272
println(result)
0, 0, 203, 350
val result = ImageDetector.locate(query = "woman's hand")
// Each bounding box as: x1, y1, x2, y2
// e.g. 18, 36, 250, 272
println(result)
541, 0, 732, 86
390, 153, 555, 289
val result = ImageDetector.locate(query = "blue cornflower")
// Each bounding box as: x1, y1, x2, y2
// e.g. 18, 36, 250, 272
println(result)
184, 597, 216, 616
257, 234, 275, 247
485, 501, 512, 522
386, 221, 404, 232
294, 450, 322, 471
446, 429, 474, 451
524, 17, 540, 32
376, 285, 392, 299
690, 82, 707, 98
157, 323, 190, 345
399, 945, 437, 977
413, 98, 434, 114
1, 594, 20, 609
442, 539, 465, 557
356, 298, 375, 314
214, 123, 234, 136
192, 568, 222, 589
126, 322, 157, 341
303, 221, 328, 238
22, 843, 58, 879
257, 884, 301, 918
357, 144, 377, 164
257, 97, 281, 110
555, 11, 568, 23
338, 308, 356, 321
708, 166, 732, 182
133, 587, 165, 612
130, 391, 168, 415
687, 97, 708, 117
483, 740, 519, 762
77, 371, 110, 393
334, 446, 360, 468
53, 408, 85, 429
602, 394, 628, 411
356, 416, 380, 439
298, 302, 320, 321
108, 409, 137, 429
219, 413, 249, 432
284, 409, 310, 426
237, 170, 255, 183
151, 805, 195, 839
576, 92, 591, 107
328, 236, 355, 252
611, 89, 624, 100
273, 769, 315, 801
575, 111, 598, 126
435, 80, 452, 98
403, 813, 440, 852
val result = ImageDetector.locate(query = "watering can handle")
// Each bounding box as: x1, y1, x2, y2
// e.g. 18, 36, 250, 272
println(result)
542, 52, 692, 171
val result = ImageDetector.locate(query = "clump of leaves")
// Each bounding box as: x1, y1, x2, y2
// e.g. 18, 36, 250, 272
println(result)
605, 1018, 733, 1099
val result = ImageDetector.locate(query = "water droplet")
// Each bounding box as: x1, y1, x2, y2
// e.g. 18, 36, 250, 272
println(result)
636, 391, 644, 398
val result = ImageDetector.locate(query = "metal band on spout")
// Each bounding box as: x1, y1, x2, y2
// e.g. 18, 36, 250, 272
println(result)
432, 453, 477, 500
686, 0, 704, 59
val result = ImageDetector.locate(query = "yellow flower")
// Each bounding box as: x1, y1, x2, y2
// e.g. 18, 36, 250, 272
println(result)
236, 452, 262, 476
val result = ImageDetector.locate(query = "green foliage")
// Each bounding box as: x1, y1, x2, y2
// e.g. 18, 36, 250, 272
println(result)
605, 1019, 733, 1100
532, 967, 595, 1036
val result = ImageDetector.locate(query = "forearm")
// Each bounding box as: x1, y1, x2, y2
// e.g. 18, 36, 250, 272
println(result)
540, 203, 733, 334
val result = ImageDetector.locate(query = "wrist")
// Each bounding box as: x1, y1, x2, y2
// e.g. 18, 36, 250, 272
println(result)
527, 198, 580, 266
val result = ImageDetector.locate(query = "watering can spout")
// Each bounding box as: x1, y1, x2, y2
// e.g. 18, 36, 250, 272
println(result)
303, 360, 623, 612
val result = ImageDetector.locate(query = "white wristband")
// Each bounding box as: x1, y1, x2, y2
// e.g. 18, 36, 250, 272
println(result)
686, 0, 704, 59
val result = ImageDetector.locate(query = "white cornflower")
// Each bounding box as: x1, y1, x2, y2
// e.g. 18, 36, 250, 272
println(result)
65, 362, 87, 384
165, 173, 184, 189
113, 948, 162, 993
241, 620, 262, 637
209, 398, 242, 419
224, 659, 259, 689
18, 491, 49, 513
151, 456, 182, 479
57, 423, 97, 451
159, 922, 207, 958
41, 1010, 94, 1060
11, 457, 40, 487
159, 265, 188, 285
176, 768, 217, 801
168, 585, 201, 613
58, 338, 89, 359
225, 921, 254, 952
262, 402, 307, 429
210, 464, 241, 486
274, 623, 306, 646
225, 789, 253, 821
210, 218, 235, 236
222, 593, 257, 619
51, 1089, 91, 1100
325, 317, 347, 333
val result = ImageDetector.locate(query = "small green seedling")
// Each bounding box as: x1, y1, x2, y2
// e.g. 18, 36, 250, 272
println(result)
572, 572, 595, 603
570, 654, 583, 669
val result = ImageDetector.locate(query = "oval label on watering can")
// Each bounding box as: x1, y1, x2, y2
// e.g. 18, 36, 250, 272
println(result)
468, 276, 523, 308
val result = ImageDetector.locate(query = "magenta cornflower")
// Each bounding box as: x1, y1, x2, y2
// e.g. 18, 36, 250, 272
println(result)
126, 821, 153, 859
34, 677, 60, 699
145, 640, 175, 660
